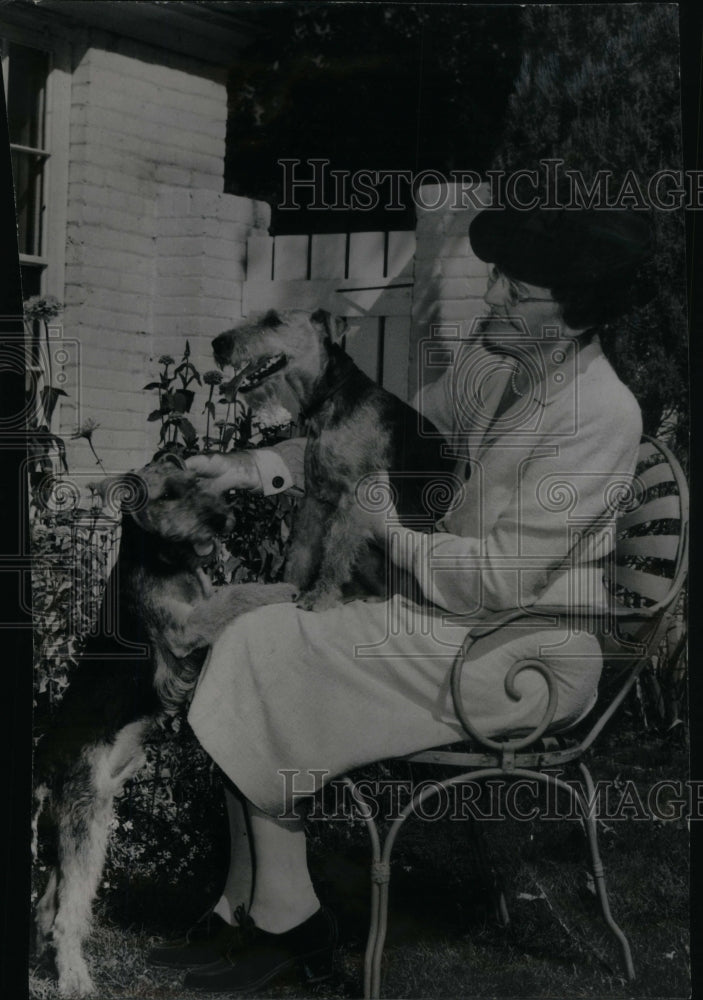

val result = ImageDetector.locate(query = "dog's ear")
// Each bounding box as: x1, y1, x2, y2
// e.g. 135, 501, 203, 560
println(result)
261, 309, 284, 329
154, 452, 187, 470
310, 309, 348, 343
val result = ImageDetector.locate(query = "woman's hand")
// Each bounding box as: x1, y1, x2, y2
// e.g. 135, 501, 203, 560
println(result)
186, 452, 262, 497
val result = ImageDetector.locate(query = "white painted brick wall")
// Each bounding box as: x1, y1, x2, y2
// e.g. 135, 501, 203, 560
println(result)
150, 184, 270, 459
60, 39, 270, 476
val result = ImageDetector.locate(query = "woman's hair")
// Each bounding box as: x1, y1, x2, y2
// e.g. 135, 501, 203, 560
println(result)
548, 275, 638, 331
472, 197, 653, 333
497, 263, 639, 332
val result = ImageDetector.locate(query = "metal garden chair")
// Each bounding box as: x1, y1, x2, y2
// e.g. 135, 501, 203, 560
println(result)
345, 435, 689, 998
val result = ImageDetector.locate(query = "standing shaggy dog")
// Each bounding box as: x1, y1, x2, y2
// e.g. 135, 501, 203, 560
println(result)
212, 308, 462, 610
32, 455, 295, 996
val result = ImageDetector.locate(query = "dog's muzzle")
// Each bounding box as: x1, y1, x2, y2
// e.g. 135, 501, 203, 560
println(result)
238, 354, 287, 392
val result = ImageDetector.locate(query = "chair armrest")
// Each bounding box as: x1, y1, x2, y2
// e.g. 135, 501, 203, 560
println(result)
444, 602, 665, 642
445, 601, 675, 758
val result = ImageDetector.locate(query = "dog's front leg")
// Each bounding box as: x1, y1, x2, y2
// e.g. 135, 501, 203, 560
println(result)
297, 494, 366, 611
160, 582, 298, 659
284, 495, 331, 591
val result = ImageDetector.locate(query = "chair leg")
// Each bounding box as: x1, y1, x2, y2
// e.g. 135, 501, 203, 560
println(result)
368, 864, 392, 999
343, 778, 386, 999
578, 763, 636, 980
470, 816, 510, 927
348, 764, 635, 995
346, 778, 441, 998
364, 877, 382, 999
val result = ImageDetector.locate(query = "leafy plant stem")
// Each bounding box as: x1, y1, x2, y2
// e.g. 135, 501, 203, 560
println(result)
205, 385, 215, 453
88, 439, 107, 474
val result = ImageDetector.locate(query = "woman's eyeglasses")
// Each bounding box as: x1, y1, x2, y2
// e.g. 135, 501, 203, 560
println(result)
487, 266, 554, 306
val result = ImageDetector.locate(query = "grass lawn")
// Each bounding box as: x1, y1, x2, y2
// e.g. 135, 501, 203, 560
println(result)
29, 732, 690, 999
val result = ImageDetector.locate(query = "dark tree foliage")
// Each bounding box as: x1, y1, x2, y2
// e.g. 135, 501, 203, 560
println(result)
225, 2, 522, 232
494, 5, 688, 457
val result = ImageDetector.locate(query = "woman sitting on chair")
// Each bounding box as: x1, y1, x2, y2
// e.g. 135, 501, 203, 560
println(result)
148, 201, 650, 993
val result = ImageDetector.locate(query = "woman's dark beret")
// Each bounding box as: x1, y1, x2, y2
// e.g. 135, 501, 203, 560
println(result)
468, 206, 651, 287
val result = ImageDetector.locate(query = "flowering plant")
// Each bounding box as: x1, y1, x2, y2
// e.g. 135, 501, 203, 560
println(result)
24, 294, 62, 322
71, 418, 107, 473
143, 343, 201, 453
24, 296, 69, 500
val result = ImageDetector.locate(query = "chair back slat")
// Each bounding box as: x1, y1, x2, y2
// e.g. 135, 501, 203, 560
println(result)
635, 440, 661, 465
588, 437, 688, 751
605, 436, 687, 614
638, 463, 678, 489
617, 535, 679, 561
617, 494, 681, 530
614, 566, 673, 604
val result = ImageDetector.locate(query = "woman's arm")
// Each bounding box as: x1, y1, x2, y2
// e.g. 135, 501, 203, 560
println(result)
186, 438, 306, 496
371, 400, 642, 615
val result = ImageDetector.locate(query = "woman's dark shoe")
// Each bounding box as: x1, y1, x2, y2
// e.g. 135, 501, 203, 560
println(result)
147, 907, 244, 969
183, 907, 337, 992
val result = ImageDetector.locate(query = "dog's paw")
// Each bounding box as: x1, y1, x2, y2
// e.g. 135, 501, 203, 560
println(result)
57, 964, 95, 998
296, 586, 341, 612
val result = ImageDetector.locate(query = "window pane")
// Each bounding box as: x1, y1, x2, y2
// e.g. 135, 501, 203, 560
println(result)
20, 263, 43, 301
12, 149, 44, 256
7, 42, 48, 149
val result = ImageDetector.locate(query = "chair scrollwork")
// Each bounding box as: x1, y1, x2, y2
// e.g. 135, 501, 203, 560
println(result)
451, 626, 559, 755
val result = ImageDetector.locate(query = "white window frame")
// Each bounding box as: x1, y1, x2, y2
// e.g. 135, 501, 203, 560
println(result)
1, 26, 71, 435
1, 26, 70, 297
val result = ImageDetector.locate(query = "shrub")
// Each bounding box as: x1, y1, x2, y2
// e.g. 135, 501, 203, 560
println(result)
493, 5, 688, 461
